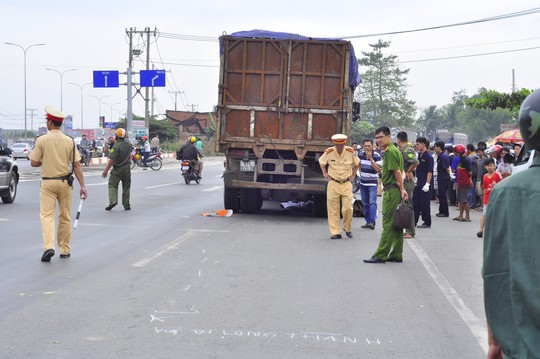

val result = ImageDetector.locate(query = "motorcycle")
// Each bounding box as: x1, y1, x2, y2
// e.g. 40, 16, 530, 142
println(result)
352, 169, 361, 193
181, 160, 200, 184
78, 145, 92, 167
130, 148, 163, 171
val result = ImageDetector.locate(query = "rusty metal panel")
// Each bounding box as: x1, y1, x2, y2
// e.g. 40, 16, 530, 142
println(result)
218, 35, 352, 151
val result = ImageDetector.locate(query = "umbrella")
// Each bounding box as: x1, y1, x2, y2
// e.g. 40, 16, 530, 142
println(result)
494, 129, 522, 143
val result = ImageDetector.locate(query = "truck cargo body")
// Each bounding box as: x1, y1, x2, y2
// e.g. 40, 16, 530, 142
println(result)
216, 31, 358, 214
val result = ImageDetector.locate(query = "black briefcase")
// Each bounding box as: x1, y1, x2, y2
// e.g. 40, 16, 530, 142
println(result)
393, 199, 413, 229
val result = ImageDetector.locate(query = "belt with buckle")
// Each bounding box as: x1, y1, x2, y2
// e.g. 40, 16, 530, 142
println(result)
332, 178, 349, 184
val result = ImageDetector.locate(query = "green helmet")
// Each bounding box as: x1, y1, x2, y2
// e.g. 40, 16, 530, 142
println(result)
519, 88, 540, 151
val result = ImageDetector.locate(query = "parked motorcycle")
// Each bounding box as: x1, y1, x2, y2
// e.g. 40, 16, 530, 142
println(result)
181, 160, 200, 184
131, 148, 163, 171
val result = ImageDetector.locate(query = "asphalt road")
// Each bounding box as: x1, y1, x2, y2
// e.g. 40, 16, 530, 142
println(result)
0, 157, 487, 358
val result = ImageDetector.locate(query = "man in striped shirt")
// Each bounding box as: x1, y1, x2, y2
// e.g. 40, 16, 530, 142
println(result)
359, 139, 382, 229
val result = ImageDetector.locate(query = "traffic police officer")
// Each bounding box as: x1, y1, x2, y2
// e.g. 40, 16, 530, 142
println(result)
318, 134, 360, 239
102, 128, 133, 210
483, 88, 540, 357
30, 106, 88, 262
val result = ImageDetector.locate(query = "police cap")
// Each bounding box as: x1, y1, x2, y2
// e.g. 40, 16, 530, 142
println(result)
331, 134, 347, 144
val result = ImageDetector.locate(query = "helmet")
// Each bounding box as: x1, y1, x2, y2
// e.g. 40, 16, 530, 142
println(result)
519, 88, 540, 151
454, 144, 465, 154
115, 128, 126, 138
487, 145, 502, 155
189, 136, 196, 143
142, 135, 148, 140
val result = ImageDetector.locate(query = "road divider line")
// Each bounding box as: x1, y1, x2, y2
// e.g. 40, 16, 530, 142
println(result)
201, 186, 223, 192
146, 182, 181, 189
407, 238, 488, 354
132, 231, 194, 268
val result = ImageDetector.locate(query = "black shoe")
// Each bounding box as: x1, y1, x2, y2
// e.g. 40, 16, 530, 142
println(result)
436, 213, 449, 217
417, 224, 431, 228
386, 257, 403, 263
345, 232, 353, 238
363, 256, 386, 264
330, 234, 342, 240
368, 222, 375, 229
105, 203, 117, 211
60, 253, 70, 258
124, 206, 131, 210
41, 249, 55, 262
361, 223, 371, 228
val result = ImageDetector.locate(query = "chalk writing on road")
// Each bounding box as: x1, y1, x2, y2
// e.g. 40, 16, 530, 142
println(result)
154, 327, 383, 345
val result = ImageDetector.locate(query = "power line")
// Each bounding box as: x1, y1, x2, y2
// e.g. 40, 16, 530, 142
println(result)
394, 36, 540, 54
399, 45, 540, 63
338, 7, 540, 39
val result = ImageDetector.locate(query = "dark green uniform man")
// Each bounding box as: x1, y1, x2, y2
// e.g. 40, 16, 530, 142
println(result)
397, 132, 419, 238
364, 126, 408, 263
102, 128, 132, 210
482, 88, 540, 358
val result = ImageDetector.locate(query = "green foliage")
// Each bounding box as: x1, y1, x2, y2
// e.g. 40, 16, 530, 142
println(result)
351, 121, 376, 143
456, 107, 513, 143
355, 40, 416, 128
465, 88, 532, 119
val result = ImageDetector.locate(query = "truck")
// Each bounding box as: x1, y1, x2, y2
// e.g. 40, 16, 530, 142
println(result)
216, 30, 360, 216
435, 129, 469, 146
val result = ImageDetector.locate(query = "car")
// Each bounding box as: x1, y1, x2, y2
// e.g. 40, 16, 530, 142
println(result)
11, 142, 32, 160
512, 149, 536, 175
0, 152, 19, 204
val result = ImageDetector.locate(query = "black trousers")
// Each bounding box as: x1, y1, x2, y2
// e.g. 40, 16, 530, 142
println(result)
437, 176, 449, 216
447, 179, 457, 206
413, 186, 431, 226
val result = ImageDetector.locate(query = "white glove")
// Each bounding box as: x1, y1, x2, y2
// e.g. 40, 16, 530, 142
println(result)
449, 172, 455, 180
422, 183, 430, 192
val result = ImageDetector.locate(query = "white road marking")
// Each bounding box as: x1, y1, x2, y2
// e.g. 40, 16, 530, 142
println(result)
407, 238, 488, 354
85, 182, 108, 186
201, 186, 223, 192
132, 232, 194, 267
145, 182, 181, 189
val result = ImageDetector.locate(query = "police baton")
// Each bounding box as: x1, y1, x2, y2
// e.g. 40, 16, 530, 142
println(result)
73, 197, 85, 229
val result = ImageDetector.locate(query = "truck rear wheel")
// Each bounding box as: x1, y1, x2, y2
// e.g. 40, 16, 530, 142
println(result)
313, 194, 327, 218
224, 187, 240, 212
240, 189, 259, 213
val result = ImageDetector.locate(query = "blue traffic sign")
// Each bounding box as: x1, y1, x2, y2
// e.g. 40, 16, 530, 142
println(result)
140, 70, 166, 87
93, 71, 120, 88
104, 122, 117, 129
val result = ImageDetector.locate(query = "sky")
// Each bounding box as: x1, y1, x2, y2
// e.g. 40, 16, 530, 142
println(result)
1, 0, 539, 131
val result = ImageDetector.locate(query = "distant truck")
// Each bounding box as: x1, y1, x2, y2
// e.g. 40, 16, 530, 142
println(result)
215, 30, 360, 215
435, 129, 469, 146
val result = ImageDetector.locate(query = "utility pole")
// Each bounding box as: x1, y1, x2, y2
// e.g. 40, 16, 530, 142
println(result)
28, 108, 37, 133
169, 91, 180, 111
144, 27, 151, 127
126, 27, 134, 135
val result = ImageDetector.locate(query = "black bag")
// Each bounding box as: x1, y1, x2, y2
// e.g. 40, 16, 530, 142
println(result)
393, 199, 413, 229
353, 199, 364, 217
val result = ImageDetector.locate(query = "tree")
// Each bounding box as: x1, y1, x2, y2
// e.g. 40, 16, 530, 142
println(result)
355, 40, 416, 128
457, 107, 512, 143
465, 88, 532, 119
351, 121, 376, 143
416, 105, 443, 142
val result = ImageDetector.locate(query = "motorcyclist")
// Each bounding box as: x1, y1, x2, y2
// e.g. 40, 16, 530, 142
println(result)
79, 134, 92, 163
141, 135, 151, 169
176, 136, 202, 179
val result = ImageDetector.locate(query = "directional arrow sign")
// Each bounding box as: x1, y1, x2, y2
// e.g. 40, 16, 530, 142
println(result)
93, 71, 120, 88
140, 70, 166, 87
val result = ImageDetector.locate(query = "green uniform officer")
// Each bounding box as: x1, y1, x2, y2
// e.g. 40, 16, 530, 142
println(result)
30, 106, 88, 262
102, 128, 132, 210
318, 134, 360, 239
482, 88, 540, 358
397, 132, 419, 238
364, 126, 408, 263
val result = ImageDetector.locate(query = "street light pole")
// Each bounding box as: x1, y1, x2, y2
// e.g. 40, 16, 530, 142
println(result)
5, 42, 45, 141
45, 68, 77, 111
103, 102, 120, 123
90, 95, 110, 128
69, 82, 92, 129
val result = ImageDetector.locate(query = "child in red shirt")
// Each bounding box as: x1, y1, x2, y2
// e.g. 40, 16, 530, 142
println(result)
477, 157, 503, 237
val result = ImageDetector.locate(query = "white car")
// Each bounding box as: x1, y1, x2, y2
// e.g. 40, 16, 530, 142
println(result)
11, 142, 32, 160
0, 154, 19, 203
512, 149, 536, 175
